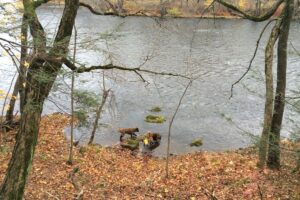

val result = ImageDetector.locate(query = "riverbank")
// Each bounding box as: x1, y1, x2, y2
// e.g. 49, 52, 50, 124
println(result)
0, 114, 299, 199
47, 0, 281, 19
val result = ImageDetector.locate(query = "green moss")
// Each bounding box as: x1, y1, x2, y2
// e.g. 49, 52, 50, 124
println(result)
120, 139, 140, 150
0, 145, 9, 154
150, 106, 162, 112
145, 115, 166, 123
190, 139, 203, 147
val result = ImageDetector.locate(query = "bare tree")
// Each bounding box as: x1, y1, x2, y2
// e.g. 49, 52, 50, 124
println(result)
89, 73, 110, 145
166, 80, 192, 178
267, 0, 294, 169
67, 25, 77, 165
216, 0, 292, 168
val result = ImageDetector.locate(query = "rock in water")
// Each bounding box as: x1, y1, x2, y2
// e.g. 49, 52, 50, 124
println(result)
190, 139, 203, 147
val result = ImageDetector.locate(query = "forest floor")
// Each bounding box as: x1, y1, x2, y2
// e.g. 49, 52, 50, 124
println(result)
0, 113, 300, 199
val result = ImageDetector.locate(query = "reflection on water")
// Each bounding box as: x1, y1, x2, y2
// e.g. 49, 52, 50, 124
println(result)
1, 5, 300, 156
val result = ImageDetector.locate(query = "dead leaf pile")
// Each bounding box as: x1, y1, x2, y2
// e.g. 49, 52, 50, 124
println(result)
0, 114, 299, 199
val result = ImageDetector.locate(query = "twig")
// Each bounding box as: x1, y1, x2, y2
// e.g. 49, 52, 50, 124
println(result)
165, 80, 192, 178
257, 184, 264, 200
44, 191, 60, 200
230, 19, 277, 98
62, 58, 190, 79
201, 187, 218, 200
89, 75, 110, 145
0, 72, 17, 132
67, 25, 77, 165
216, 0, 283, 22
69, 167, 83, 200
290, 42, 300, 56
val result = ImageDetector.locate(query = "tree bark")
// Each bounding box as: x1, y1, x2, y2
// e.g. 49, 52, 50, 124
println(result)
0, 68, 44, 199
258, 16, 282, 168
0, 0, 79, 199
267, 0, 294, 169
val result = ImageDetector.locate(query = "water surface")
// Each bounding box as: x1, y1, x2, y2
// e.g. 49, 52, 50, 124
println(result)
1, 5, 300, 156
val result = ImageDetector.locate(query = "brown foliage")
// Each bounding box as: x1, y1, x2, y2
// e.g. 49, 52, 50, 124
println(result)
0, 114, 299, 199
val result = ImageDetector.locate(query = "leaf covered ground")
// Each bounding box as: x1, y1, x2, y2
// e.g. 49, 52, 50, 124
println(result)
0, 114, 299, 199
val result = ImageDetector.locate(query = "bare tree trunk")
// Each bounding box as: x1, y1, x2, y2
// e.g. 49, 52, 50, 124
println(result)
166, 80, 192, 178
256, 0, 261, 15
89, 85, 109, 145
294, 0, 299, 16
160, 0, 167, 18
267, 0, 293, 169
258, 16, 283, 168
67, 26, 77, 165
5, 77, 20, 124
117, 0, 124, 14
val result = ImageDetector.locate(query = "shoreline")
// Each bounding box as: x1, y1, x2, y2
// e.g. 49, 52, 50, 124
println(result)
1, 114, 299, 199
44, 2, 244, 19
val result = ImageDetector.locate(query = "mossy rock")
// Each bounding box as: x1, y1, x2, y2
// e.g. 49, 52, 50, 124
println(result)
120, 139, 140, 151
145, 115, 166, 123
190, 139, 203, 147
149, 106, 162, 112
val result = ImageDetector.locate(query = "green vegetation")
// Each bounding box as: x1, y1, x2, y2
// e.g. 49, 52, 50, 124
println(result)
167, 7, 181, 17
74, 109, 88, 124
74, 90, 98, 107
73, 90, 99, 125
120, 139, 140, 150
149, 106, 162, 112
145, 115, 166, 123
79, 146, 87, 155
0, 145, 9, 154
190, 139, 203, 147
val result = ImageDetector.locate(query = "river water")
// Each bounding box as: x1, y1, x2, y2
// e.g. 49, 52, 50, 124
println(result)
1, 5, 300, 156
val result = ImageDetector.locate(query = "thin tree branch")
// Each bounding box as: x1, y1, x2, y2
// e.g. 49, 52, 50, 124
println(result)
257, 184, 264, 200
67, 24, 77, 165
230, 19, 277, 98
290, 42, 300, 56
33, 0, 50, 8
165, 80, 192, 178
0, 73, 17, 132
62, 58, 190, 79
79, 2, 151, 17
79, 2, 114, 15
216, 0, 284, 22
201, 187, 219, 200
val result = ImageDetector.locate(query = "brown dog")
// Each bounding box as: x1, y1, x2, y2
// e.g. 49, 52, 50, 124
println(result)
118, 127, 139, 141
